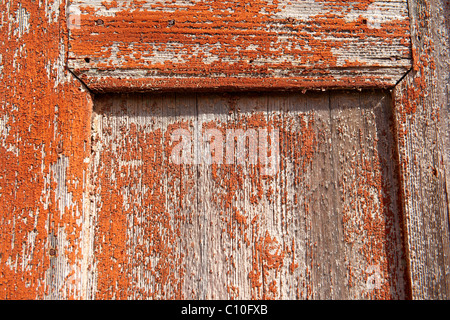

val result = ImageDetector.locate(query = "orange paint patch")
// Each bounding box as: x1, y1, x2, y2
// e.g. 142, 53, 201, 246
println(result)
0, 0, 92, 299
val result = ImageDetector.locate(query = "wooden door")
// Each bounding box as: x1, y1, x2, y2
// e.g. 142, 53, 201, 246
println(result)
2, 0, 449, 300
86, 90, 407, 299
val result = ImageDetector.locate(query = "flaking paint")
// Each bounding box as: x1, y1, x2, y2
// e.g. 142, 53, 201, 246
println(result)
68, 0, 412, 91
0, 0, 93, 299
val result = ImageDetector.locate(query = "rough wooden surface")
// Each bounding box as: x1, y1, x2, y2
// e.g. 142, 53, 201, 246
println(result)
87, 91, 408, 299
0, 0, 93, 299
1, 0, 449, 300
393, 0, 450, 299
68, 0, 412, 92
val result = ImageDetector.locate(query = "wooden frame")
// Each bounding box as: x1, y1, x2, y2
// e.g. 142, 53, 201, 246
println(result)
67, 0, 412, 92
0, 0, 448, 299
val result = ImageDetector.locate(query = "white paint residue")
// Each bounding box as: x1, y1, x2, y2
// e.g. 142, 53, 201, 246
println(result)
150, 44, 187, 65
270, 0, 325, 20
107, 42, 121, 67
53, 38, 67, 87
13, 4, 30, 37
0, 111, 20, 157
119, 159, 144, 168
0, 113, 9, 139
354, 1, 408, 26
45, 0, 60, 24
21, 215, 39, 272
271, 0, 408, 25
72, 0, 195, 15
52, 156, 73, 219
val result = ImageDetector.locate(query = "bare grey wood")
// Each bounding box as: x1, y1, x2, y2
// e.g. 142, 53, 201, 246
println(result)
393, 0, 450, 299
88, 90, 408, 299
330, 91, 408, 299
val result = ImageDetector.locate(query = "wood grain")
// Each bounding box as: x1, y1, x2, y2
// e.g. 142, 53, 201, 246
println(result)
88, 90, 408, 299
393, 0, 450, 299
0, 0, 93, 299
2, 0, 448, 301
67, 0, 412, 92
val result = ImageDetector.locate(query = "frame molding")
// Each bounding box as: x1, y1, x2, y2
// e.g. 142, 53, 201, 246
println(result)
67, 0, 412, 92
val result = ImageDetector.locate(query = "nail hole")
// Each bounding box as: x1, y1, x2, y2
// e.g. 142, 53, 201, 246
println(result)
84, 57, 91, 63
286, 17, 295, 23
168, 19, 175, 27
362, 19, 367, 25
96, 19, 104, 25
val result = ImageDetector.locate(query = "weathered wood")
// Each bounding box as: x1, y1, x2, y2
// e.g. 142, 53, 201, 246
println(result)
330, 91, 408, 298
2, 0, 449, 301
0, 0, 93, 299
67, 0, 412, 92
393, 0, 450, 299
88, 91, 407, 299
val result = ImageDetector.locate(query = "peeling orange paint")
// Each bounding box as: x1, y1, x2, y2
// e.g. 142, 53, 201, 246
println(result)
0, 0, 92, 299
88, 92, 407, 299
68, 0, 412, 91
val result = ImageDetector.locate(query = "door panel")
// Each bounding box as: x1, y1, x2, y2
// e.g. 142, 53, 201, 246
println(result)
87, 90, 407, 299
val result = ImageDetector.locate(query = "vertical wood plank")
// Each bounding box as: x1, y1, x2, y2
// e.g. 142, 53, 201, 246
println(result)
89, 90, 408, 299
196, 94, 230, 299
393, 0, 450, 299
305, 92, 346, 299
330, 91, 407, 299
167, 94, 200, 299
0, 0, 93, 299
